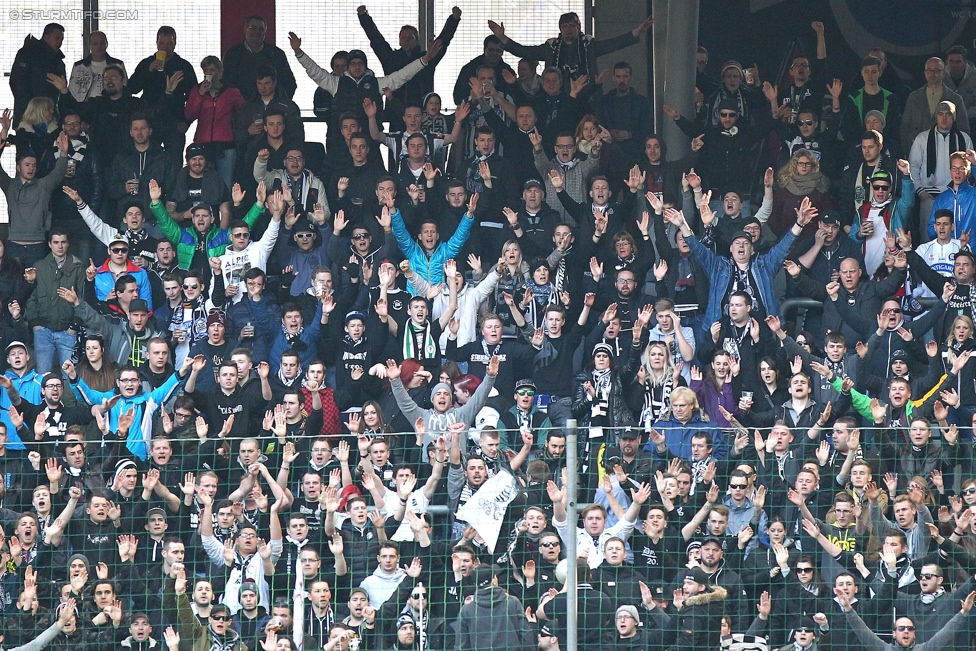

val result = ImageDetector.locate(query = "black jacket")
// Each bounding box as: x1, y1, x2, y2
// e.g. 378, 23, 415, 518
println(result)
10, 35, 65, 122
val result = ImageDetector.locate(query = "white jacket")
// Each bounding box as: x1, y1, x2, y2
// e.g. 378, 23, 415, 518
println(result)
202, 534, 282, 614
214, 219, 281, 303
295, 49, 426, 96
408, 268, 500, 348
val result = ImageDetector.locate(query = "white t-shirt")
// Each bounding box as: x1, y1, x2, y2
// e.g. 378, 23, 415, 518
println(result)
381, 487, 431, 541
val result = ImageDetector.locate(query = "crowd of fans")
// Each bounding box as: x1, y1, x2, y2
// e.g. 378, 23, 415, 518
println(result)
4, 6, 976, 651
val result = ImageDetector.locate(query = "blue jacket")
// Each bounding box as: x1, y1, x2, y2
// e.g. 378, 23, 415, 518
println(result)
71, 372, 185, 460
0, 369, 42, 449
687, 230, 797, 335
646, 413, 727, 460
93, 259, 154, 311
928, 179, 976, 240
391, 207, 474, 289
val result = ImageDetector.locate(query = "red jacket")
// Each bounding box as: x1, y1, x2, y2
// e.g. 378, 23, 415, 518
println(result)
184, 84, 245, 144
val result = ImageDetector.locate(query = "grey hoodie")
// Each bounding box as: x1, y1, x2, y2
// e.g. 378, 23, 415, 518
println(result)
390, 373, 495, 460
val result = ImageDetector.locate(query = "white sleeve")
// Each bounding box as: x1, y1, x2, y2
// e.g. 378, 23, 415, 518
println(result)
254, 218, 280, 269
201, 535, 227, 565
377, 59, 426, 93
78, 202, 118, 245
296, 51, 340, 94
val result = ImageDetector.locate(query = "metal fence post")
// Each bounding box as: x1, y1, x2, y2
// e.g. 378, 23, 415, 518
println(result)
565, 418, 578, 651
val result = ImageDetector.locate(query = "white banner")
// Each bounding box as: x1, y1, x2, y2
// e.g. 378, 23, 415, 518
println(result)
456, 469, 520, 552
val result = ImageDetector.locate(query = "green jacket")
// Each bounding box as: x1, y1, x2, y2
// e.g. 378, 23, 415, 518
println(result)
24, 252, 87, 330
151, 200, 265, 270
829, 374, 952, 423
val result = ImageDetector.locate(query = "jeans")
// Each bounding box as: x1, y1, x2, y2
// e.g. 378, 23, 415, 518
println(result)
8, 242, 48, 268
32, 327, 77, 375
215, 148, 237, 192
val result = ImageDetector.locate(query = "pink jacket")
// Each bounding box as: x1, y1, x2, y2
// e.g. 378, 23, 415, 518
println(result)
184, 84, 245, 144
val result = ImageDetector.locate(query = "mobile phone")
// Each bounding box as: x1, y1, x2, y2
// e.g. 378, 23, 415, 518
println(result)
306, 188, 319, 210
271, 178, 282, 194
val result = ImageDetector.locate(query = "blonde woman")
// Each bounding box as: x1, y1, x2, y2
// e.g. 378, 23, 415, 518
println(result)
491, 240, 529, 337
630, 340, 685, 429
12, 96, 58, 156
767, 148, 833, 238
936, 314, 976, 406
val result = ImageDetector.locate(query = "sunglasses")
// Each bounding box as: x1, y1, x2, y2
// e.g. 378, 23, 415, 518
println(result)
729, 484, 748, 489
352, 233, 371, 240
411, 593, 427, 599
963, 487, 976, 495
871, 184, 890, 191
516, 389, 535, 396
719, 111, 737, 118
110, 248, 129, 254
895, 626, 916, 632
295, 232, 315, 240
796, 339, 808, 345
183, 282, 200, 290
539, 541, 560, 548
797, 119, 816, 126
796, 567, 814, 573
211, 614, 230, 622
232, 232, 250, 239
919, 573, 939, 580
796, 628, 815, 634
887, 307, 903, 314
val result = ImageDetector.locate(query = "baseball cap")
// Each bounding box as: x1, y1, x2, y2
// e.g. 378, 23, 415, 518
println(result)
515, 378, 537, 392
348, 49, 368, 64
523, 179, 544, 191
146, 507, 167, 520
730, 230, 752, 243
819, 210, 839, 225
5, 340, 26, 352
682, 566, 710, 586
620, 425, 641, 440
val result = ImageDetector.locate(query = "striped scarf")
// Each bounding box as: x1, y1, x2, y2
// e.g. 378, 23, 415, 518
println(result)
403, 321, 436, 361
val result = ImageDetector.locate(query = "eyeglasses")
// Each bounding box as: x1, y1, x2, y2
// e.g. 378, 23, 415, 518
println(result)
729, 483, 748, 489
232, 232, 250, 239
174, 411, 194, 420
616, 278, 636, 285
111, 248, 129, 254
895, 626, 916, 632
119, 378, 140, 384
183, 282, 200, 289
796, 567, 814, 573
791, 62, 810, 69
919, 573, 939, 580
516, 389, 535, 396
951, 166, 969, 172
616, 614, 636, 621
352, 233, 371, 240
795, 160, 813, 167
284, 156, 304, 162
539, 541, 560, 548
211, 614, 230, 622
719, 111, 737, 118
797, 119, 817, 126
871, 184, 890, 191
44, 382, 63, 389
295, 233, 315, 240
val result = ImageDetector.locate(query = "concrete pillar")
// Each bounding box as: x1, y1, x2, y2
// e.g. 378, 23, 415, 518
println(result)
651, 0, 700, 158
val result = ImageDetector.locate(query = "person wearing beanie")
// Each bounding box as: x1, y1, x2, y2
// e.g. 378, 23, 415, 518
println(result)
388, 347, 499, 463
610, 596, 673, 651
233, 579, 266, 649
570, 330, 645, 491
910, 100, 970, 232
183, 309, 235, 393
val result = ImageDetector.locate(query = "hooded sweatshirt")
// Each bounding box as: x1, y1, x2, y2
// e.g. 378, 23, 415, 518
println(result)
360, 566, 407, 607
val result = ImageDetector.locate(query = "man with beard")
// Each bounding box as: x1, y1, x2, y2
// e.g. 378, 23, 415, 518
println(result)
166, 144, 232, 228
106, 114, 173, 222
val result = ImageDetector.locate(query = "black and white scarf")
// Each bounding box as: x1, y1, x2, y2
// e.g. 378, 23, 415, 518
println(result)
641, 377, 674, 427
548, 35, 590, 78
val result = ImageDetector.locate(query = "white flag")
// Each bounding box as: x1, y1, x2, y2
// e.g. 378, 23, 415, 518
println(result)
456, 469, 520, 552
